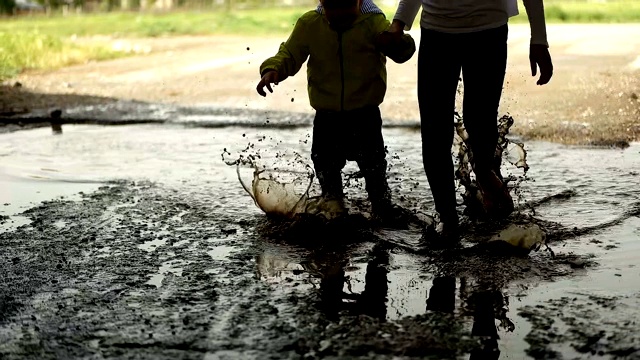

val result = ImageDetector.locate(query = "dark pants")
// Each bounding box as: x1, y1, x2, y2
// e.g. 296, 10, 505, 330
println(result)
311, 106, 391, 210
418, 24, 508, 223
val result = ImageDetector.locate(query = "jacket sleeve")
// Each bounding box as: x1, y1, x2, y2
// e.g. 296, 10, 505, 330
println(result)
259, 17, 310, 79
372, 16, 416, 64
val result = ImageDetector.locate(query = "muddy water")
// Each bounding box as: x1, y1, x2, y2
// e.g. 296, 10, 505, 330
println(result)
0, 114, 639, 359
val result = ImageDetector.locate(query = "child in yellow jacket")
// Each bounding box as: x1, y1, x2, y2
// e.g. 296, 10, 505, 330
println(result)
257, 0, 415, 221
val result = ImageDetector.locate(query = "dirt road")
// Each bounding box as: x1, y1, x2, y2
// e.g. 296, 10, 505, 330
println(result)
4, 24, 640, 144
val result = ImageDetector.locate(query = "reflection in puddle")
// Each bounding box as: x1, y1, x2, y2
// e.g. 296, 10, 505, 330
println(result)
252, 214, 640, 357
385, 258, 433, 320
256, 251, 307, 284
254, 241, 516, 356
256, 244, 435, 321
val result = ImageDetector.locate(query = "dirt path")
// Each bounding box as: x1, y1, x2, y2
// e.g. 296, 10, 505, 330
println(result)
4, 24, 640, 145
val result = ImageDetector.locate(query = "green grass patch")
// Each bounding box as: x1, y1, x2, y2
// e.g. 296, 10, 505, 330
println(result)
0, 8, 307, 38
505, 1, 640, 23
0, 31, 123, 80
0, 9, 308, 80
0, 8, 309, 80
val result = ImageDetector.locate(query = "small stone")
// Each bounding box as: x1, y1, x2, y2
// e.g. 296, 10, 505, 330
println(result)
319, 340, 331, 352
221, 228, 237, 235
568, 259, 586, 269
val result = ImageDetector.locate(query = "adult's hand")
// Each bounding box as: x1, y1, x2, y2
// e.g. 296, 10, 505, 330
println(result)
530, 44, 553, 85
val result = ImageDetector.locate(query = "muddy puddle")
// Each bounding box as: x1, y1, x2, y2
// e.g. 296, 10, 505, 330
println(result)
0, 110, 639, 359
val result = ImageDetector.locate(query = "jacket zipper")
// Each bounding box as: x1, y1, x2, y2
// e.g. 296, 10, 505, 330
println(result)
338, 31, 345, 112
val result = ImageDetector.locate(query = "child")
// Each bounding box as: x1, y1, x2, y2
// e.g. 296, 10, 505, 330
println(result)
256, 0, 416, 221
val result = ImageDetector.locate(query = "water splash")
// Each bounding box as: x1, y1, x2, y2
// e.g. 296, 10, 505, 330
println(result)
238, 165, 345, 220
454, 114, 529, 219
223, 143, 347, 220
489, 223, 546, 253
222, 113, 530, 228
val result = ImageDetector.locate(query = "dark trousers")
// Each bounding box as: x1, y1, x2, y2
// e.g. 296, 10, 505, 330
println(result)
311, 106, 391, 210
418, 24, 508, 223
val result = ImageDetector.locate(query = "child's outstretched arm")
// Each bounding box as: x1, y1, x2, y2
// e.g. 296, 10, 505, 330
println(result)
257, 17, 309, 97
523, 0, 553, 85
372, 16, 416, 64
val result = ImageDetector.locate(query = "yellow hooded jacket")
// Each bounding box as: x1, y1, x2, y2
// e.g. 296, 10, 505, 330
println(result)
260, 10, 416, 112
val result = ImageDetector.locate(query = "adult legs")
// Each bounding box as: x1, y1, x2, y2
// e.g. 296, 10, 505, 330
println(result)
460, 24, 513, 217
417, 27, 463, 225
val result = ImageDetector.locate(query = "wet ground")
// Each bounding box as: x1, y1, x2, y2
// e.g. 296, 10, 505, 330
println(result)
1, 108, 639, 359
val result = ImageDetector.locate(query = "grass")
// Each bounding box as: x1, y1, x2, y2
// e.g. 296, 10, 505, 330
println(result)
0, 31, 124, 80
0, 8, 307, 38
510, 1, 640, 23
0, 8, 306, 79
1, 1, 639, 80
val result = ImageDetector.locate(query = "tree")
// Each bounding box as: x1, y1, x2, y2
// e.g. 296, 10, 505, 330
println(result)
0, 0, 16, 14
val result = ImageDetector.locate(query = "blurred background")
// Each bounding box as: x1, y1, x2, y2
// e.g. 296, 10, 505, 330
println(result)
1, 0, 640, 82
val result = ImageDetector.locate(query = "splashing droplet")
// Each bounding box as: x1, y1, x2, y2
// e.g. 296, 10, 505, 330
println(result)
454, 114, 529, 218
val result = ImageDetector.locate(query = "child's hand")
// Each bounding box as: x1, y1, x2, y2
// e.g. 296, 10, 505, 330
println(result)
375, 31, 397, 50
389, 19, 405, 39
530, 44, 553, 85
376, 28, 416, 64
257, 71, 280, 97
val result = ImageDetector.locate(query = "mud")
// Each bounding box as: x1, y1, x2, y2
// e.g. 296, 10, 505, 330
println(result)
519, 294, 640, 359
0, 178, 634, 359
